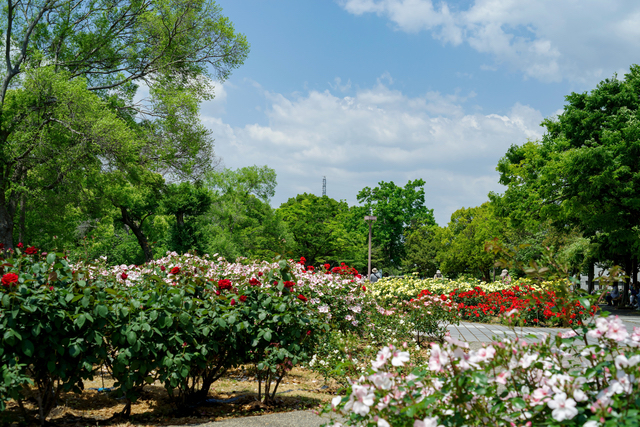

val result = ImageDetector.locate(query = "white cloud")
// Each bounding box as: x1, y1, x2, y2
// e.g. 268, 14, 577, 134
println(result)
201, 77, 543, 225
338, 0, 640, 83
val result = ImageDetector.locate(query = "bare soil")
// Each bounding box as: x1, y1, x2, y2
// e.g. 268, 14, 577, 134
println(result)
1, 367, 340, 427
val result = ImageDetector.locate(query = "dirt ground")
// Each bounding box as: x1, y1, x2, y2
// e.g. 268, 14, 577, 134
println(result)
1, 367, 340, 427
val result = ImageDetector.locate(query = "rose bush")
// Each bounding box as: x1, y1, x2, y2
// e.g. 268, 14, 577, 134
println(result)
369, 276, 566, 304
325, 313, 640, 427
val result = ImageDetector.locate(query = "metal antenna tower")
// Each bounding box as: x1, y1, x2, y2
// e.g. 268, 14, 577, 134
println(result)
322, 176, 326, 196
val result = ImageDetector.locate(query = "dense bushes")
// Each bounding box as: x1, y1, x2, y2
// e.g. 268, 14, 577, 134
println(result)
0, 250, 327, 424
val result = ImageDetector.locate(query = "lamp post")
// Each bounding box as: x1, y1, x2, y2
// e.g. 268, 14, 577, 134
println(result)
364, 215, 377, 281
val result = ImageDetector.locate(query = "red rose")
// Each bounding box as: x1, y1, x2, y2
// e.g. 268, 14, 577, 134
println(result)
17, 242, 23, 248
307, 266, 314, 271
25, 246, 38, 255
362, 286, 367, 291
240, 295, 247, 302
324, 263, 330, 270
284, 281, 295, 289
300, 256, 306, 263
249, 277, 261, 286
2, 273, 18, 287
297, 294, 308, 302
121, 272, 128, 280
160, 265, 166, 272
340, 262, 346, 267
218, 279, 232, 290
215, 290, 220, 296
273, 281, 278, 285
49, 286, 54, 291
258, 271, 263, 277
170, 266, 180, 275
306, 330, 311, 336
230, 298, 236, 306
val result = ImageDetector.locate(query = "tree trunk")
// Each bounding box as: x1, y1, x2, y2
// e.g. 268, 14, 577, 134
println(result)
119, 206, 153, 263
0, 180, 19, 249
587, 261, 595, 294
623, 258, 632, 307
18, 193, 26, 244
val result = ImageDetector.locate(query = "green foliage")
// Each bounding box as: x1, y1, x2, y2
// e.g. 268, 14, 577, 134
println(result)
357, 180, 435, 269
206, 166, 291, 260
278, 193, 359, 266
163, 181, 213, 254
0, 0, 249, 248
496, 64, 640, 267
0, 251, 108, 424
436, 203, 505, 280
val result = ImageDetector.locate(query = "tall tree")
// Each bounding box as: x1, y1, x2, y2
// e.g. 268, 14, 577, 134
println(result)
206, 166, 290, 260
278, 193, 354, 266
0, 0, 249, 248
496, 65, 640, 295
357, 179, 435, 268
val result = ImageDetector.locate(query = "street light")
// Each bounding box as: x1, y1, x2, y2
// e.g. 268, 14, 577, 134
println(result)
364, 215, 377, 281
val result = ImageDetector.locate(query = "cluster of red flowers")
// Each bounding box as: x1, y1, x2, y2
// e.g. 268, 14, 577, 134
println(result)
1, 272, 18, 287
218, 279, 232, 290
331, 262, 359, 277
25, 246, 38, 255
284, 280, 295, 289
419, 285, 597, 326
249, 277, 261, 286
169, 266, 180, 275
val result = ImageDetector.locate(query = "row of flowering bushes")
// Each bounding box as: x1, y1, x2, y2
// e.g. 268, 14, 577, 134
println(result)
427, 285, 597, 327
324, 314, 640, 427
0, 250, 460, 424
372, 276, 592, 327
0, 250, 329, 424
369, 275, 566, 304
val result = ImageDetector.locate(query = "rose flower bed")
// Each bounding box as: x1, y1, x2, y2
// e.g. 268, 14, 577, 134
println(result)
0, 251, 458, 425
372, 276, 595, 327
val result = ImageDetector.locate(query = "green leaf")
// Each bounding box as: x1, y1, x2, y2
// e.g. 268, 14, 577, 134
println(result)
46, 253, 56, 264
511, 397, 527, 409
263, 330, 272, 342
22, 339, 34, 357
69, 345, 81, 357
47, 361, 56, 373
96, 305, 108, 318
259, 312, 267, 321
75, 314, 86, 328
127, 331, 137, 346
228, 315, 236, 324
578, 297, 591, 309
179, 312, 190, 325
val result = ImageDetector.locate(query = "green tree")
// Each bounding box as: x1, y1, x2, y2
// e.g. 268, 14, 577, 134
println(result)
495, 65, 640, 293
436, 203, 505, 280
206, 166, 290, 260
163, 181, 213, 255
0, 0, 249, 249
278, 193, 355, 266
402, 220, 444, 278
357, 180, 435, 269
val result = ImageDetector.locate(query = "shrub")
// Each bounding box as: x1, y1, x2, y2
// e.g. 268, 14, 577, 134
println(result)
324, 313, 640, 427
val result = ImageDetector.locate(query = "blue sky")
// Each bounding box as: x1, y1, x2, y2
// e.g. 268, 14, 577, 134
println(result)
201, 0, 640, 225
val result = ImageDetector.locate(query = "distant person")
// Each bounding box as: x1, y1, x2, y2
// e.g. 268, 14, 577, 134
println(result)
500, 269, 511, 285
605, 283, 621, 306
370, 268, 381, 283
433, 270, 443, 279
